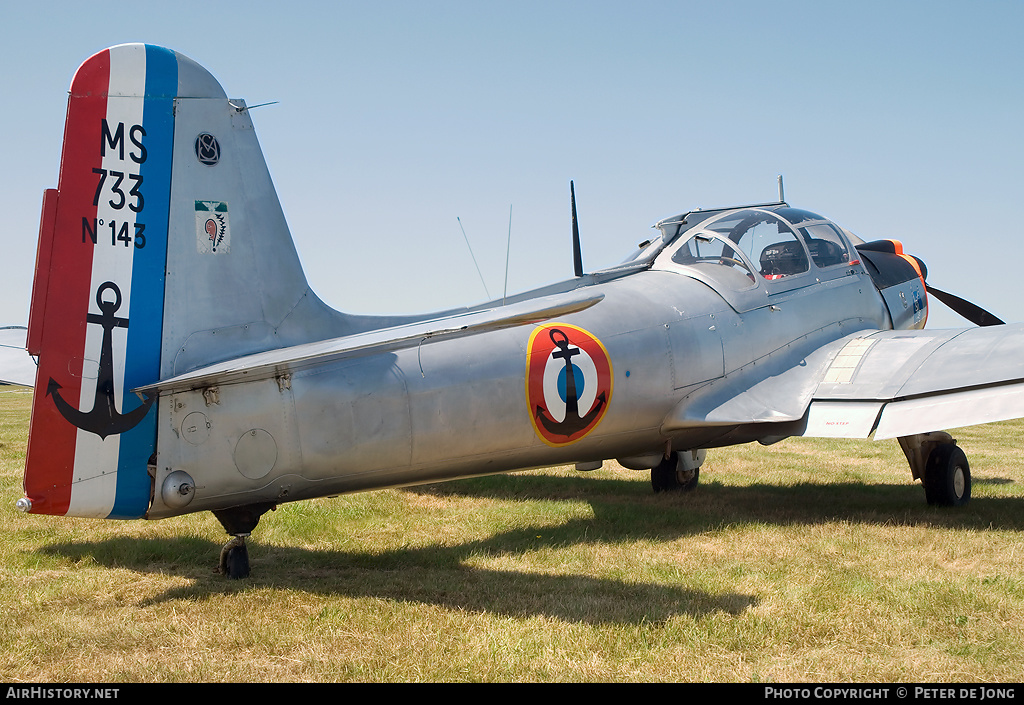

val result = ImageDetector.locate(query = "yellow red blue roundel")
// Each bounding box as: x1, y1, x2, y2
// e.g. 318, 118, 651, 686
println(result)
526, 323, 613, 446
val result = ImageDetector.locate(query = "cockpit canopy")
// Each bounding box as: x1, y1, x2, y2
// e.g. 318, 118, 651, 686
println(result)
647, 206, 856, 294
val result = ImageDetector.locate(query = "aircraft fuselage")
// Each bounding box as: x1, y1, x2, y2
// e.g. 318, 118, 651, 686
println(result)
149, 263, 890, 519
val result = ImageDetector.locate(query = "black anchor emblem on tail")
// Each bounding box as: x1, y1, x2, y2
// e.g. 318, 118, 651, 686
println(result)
48, 281, 155, 439
535, 328, 606, 438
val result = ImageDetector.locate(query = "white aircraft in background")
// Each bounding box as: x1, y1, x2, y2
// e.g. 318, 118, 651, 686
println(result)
0, 327, 35, 387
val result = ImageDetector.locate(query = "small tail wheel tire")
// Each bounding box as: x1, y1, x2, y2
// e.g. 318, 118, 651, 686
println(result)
924, 443, 971, 507
651, 452, 700, 493
220, 536, 250, 579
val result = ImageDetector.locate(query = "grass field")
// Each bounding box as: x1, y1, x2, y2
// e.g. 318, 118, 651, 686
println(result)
2, 386, 1023, 682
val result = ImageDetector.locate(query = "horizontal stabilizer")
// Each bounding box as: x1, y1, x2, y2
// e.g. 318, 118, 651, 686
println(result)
137, 292, 604, 396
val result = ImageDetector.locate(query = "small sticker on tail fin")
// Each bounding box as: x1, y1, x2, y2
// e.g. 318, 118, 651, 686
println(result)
195, 200, 231, 253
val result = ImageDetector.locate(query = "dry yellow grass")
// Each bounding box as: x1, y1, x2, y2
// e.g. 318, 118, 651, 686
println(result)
2, 387, 1024, 682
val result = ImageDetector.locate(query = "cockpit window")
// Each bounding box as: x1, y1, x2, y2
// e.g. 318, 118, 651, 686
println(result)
671, 231, 757, 290
758, 237, 810, 278
797, 222, 850, 268
702, 209, 810, 280
775, 208, 852, 268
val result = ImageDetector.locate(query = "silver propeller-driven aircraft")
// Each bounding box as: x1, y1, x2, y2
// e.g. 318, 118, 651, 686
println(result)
21, 44, 1024, 578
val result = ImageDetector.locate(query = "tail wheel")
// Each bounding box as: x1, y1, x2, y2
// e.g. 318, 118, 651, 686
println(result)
219, 536, 250, 579
924, 443, 971, 507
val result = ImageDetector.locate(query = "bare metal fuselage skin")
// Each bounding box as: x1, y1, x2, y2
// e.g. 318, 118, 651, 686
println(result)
30, 44, 949, 530
149, 261, 890, 519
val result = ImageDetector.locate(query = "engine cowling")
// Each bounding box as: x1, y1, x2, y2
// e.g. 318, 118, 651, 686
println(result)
855, 240, 928, 330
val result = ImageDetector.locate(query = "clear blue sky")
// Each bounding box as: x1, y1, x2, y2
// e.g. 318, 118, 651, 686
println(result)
2, 0, 1022, 329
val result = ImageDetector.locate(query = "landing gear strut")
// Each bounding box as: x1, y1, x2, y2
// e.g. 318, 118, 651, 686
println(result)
651, 449, 705, 493
212, 502, 276, 579
898, 432, 971, 507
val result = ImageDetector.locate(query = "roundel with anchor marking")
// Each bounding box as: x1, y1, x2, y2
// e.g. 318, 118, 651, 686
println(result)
526, 323, 613, 447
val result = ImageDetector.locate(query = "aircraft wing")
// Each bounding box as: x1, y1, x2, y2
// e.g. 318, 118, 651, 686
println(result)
804, 324, 1024, 439
137, 292, 604, 396
664, 324, 1024, 440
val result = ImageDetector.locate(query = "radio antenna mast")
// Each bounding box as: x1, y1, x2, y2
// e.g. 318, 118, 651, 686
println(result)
502, 204, 512, 305
457, 217, 491, 299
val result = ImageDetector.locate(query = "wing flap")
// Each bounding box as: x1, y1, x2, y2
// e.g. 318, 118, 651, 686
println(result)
873, 382, 1024, 439
803, 401, 884, 438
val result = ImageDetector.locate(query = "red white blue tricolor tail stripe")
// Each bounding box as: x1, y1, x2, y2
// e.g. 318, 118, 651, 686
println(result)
25, 45, 176, 519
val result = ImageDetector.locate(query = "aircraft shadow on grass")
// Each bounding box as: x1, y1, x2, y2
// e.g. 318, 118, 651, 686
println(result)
32, 472, 1024, 619
37, 526, 755, 624
406, 472, 1024, 530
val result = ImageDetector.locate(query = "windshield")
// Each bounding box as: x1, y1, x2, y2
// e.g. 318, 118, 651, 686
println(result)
619, 234, 666, 264
620, 210, 721, 264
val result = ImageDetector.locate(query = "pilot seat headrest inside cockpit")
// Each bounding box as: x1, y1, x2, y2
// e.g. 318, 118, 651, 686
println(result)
760, 240, 808, 277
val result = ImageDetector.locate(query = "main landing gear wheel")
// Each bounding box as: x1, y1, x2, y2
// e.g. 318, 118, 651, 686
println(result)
651, 451, 700, 493
924, 443, 971, 507
220, 535, 250, 579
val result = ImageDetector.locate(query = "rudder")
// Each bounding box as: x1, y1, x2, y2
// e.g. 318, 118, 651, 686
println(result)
25, 44, 178, 518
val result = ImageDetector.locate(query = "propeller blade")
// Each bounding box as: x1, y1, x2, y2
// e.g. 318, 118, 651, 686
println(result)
926, 285, 1005, 327
571, 181, 583, 277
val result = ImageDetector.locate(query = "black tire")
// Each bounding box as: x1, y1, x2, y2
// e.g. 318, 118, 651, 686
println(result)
924, 443, 971, 507
651, 452, 700, 493
224, 543, 250, 579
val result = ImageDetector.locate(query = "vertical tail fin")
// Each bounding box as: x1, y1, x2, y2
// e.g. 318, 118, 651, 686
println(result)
23, 44, 343, 519
25, 45, 178, 518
